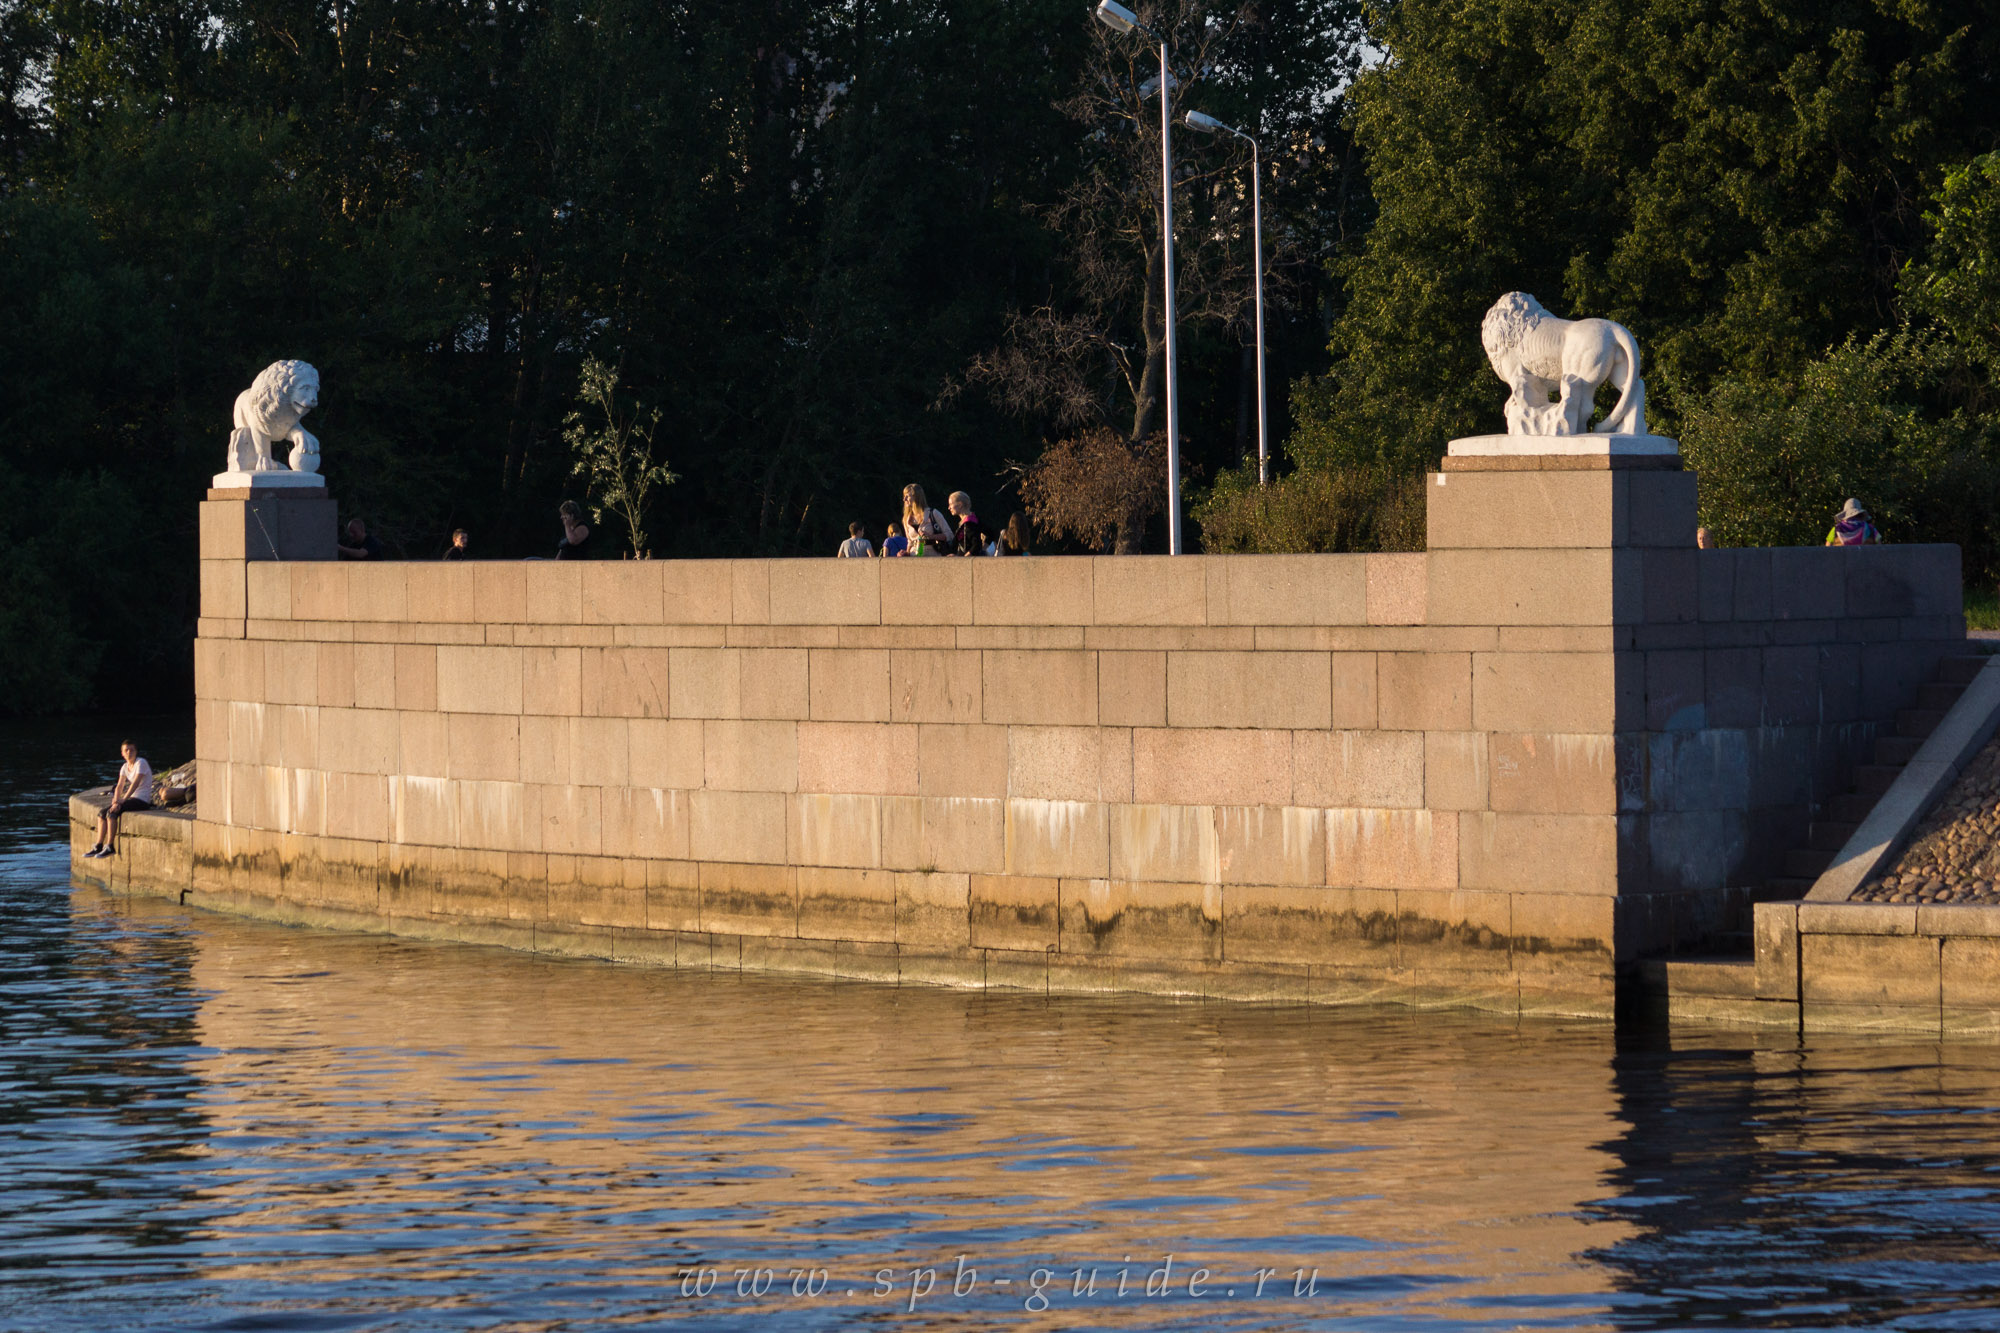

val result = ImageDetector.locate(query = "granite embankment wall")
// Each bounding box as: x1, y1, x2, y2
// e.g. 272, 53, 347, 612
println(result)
75, 467, 1965, 1017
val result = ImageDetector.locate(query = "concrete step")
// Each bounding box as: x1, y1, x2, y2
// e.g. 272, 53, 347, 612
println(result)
1784, 846, 1836, 878
1808, 819, 1859, 850
1873, 734, 1924, 766
1831, 793, 1878, 823
1766, 875, 1819, 898
1938, 656, 1988, 685
1853, 764, 1902, 797
1899, 708, 1948, 739
1637, 955, 1759, 998
1918, 681, 1969, 711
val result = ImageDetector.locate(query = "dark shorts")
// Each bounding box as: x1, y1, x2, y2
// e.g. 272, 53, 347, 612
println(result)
108, 798, 152, 818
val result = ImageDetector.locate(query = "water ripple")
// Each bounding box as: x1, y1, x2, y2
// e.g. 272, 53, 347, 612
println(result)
4, 717, 2000, 1328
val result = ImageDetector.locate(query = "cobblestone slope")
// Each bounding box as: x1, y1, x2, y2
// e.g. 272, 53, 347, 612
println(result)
1854, 735, 2000, 905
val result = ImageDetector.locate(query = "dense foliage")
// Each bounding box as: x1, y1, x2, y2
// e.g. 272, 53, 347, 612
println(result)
1292, 0, 2000, 474
1680, 332, 1997, 553
0, 0, 1366, 710
8, 0, 2000, 712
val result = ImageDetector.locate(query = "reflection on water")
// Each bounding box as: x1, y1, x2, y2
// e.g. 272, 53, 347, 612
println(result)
3, 719, 2000, 1330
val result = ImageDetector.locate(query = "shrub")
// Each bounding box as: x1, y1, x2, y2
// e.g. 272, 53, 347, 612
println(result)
1018, 428, 1169, 554
1678, 331, 2000, 571
1193, 464, 1426, 554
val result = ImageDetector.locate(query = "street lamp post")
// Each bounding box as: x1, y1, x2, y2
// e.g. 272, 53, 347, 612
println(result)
1094, 0, 1182, 553
1185, 109, 1266, 486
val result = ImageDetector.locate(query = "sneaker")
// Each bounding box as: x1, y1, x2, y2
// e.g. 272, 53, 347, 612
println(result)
83, 848, 105, 858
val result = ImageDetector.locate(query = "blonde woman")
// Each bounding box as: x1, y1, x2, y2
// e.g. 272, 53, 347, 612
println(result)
946, 491, 991, 556
902, 484, 954, 556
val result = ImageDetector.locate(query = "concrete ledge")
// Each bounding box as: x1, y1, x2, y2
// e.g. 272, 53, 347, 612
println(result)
70, 788, 196, 841
1803, 1001, 1941, 1036
1632, 896, 2000, 1034
1808, 654, 2000, 902
1918, 904, 2000, 937
1790, 898, 2000, 942
1798, 902, 1917, 935
1665, 994, 1801, 1027
1635, 955, 1758, 998
81, 812, 1623, 1019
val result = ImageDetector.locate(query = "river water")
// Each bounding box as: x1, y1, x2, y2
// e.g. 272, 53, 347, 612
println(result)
5, 718, 2000, 1330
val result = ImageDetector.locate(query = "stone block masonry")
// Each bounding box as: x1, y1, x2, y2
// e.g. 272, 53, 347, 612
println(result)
128, 463, 1963, 1018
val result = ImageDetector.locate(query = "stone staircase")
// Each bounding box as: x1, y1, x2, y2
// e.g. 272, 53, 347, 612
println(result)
1632, 644, 1992, 1008
1639, 652, 1989, 994
1760, 653, 1990, 903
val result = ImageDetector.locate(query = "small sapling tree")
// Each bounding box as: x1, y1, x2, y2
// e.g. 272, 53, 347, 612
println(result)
564, 357, 677, 558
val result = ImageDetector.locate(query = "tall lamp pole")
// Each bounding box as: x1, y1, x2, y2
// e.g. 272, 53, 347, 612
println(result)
1186, 109, 1266, 486
1094, 0, 1182, 553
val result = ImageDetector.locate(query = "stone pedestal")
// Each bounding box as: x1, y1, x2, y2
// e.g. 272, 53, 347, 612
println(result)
1425, 446, 1700, 959
200, 489, 336, 562
1428, 451, 1696, 554
1445, 432, 1680, 460
210, 470, 327, 493
198, 487, 336, 637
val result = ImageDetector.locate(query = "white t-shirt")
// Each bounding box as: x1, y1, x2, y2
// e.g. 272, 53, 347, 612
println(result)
120, 757, 154, 804
837, 537, 873, 558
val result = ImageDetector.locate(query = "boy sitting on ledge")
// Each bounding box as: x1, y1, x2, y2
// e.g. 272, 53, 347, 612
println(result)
84, 740, 153, 859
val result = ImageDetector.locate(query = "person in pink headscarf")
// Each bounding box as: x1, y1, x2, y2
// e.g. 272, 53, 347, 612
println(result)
1825, 498, 1881, 546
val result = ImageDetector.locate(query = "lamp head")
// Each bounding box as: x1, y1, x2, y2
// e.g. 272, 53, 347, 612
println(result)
1184, 110, 1225, 133
1093, 0, 1140, 33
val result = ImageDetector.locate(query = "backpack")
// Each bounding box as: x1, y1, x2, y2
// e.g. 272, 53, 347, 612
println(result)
911, 507, 954, 556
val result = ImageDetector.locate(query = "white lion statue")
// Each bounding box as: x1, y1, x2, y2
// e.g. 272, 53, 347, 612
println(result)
1480, 293, 1646, 437
225, 360, 321, 474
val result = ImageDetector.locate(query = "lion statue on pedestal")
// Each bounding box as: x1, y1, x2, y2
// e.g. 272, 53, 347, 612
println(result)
1479, 293, 1647, 437
225, 360, 321, 474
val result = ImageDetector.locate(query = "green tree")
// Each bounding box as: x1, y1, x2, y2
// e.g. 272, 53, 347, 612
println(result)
1680, 331, 1998, 564
0, 0, 1101, 704
1906, 152, 2000, 375
1292, 0, 2000, 475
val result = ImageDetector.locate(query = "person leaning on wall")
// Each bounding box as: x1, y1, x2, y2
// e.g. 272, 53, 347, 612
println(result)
337, 518, 383, 560
555, 501, 595, 559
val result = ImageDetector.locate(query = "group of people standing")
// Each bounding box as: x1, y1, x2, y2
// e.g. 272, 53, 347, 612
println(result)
335, 502, 592, 563
839, 484, 1030, 559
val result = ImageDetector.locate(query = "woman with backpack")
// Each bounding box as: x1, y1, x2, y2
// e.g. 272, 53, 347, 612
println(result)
901, 484, 954, 556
